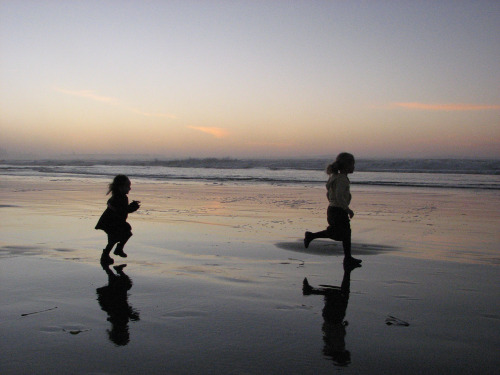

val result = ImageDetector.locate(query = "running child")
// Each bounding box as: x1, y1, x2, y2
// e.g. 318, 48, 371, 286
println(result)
304, 152, 361, 266
96, 175, 140, 264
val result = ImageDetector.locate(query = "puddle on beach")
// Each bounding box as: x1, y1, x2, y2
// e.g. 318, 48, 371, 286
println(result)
275, 240, 399, 257
39, 325, 91, 335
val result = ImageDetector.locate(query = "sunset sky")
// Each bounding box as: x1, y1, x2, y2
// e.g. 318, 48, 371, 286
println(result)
1, 0, 499, 159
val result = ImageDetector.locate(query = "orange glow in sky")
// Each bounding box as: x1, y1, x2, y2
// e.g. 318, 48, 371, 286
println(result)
1, 1, 499, 159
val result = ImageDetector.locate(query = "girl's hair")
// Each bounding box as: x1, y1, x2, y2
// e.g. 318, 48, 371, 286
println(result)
326, 152, 355, 175
107, 174, 130, 195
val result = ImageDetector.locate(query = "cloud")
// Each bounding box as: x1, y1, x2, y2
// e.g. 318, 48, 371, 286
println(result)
188, 126, 229, 138
54, 87, 117, 103
392, 102, 500, 111
55, 87, 177, 119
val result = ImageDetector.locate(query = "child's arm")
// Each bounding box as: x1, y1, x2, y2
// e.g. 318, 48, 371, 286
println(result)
107, 196, 129, 216
347, 208, 354, 219
335, 176, 354, 218
128, 200, 141, 213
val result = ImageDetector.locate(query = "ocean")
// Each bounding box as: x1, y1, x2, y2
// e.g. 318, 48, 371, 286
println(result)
1, 158, 499, 190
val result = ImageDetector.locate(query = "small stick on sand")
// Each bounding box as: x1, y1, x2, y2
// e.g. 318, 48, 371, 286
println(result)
21, 306, 58, 317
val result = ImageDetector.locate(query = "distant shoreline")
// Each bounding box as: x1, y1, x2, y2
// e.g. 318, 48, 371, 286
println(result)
1, 159, 499, 190
1, 157, 499, 173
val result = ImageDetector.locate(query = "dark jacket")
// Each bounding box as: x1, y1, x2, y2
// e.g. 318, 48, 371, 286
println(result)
95, 194, 138, 235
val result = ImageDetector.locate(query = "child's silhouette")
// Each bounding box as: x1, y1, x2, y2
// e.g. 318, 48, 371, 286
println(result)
96, 175, 140, 264
304, 152, 361, 266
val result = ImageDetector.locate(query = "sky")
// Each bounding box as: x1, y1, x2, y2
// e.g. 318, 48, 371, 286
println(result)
1, 0, 499, 159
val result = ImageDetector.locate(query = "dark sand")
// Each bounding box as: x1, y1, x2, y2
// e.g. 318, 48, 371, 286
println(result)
1, 176, 499, 374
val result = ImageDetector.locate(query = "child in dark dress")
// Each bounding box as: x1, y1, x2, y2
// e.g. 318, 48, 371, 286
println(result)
96, 175, 140, 264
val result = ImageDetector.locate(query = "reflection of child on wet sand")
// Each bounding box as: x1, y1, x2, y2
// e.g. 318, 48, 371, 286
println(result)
303, 263, 358, 366
97, 263, 139, 346
96, 175, 140, 264
304, 152, 361, 266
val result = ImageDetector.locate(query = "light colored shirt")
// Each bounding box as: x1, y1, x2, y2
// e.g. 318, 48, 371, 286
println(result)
326, 174, 351, 211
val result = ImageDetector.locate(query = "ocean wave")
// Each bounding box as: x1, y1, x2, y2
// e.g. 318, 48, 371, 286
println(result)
1, 158, 499, 190
2, 157, 498, 174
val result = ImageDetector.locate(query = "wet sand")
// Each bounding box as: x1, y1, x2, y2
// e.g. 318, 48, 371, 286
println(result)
1, 176, 499, 374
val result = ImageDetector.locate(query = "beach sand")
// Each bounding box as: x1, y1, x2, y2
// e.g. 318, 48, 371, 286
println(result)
1, 176, 499, 374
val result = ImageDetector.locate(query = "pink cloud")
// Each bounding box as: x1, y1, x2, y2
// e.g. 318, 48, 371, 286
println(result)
392, 102, 500, 111
54, 87, 117, 103
188, 126, 229, 138
55, 87, 177, 119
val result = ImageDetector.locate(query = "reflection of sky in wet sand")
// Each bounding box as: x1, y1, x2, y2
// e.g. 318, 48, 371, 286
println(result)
275, 240, 398, 257
2, 177, 499, 268
1, 177, 500, 374
2, 249, 499, 374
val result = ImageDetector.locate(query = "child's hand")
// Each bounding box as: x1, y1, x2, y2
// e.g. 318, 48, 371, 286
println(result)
131, 200, 141, 211
347, 209, 354, 219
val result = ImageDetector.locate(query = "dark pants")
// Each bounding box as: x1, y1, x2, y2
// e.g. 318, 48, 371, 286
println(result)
326, 206, 351, 242
311, 206, 352, 257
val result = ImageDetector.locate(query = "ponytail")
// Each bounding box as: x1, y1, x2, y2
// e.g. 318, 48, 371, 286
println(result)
326, 152, 355, 175
326, 161, 339, 175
